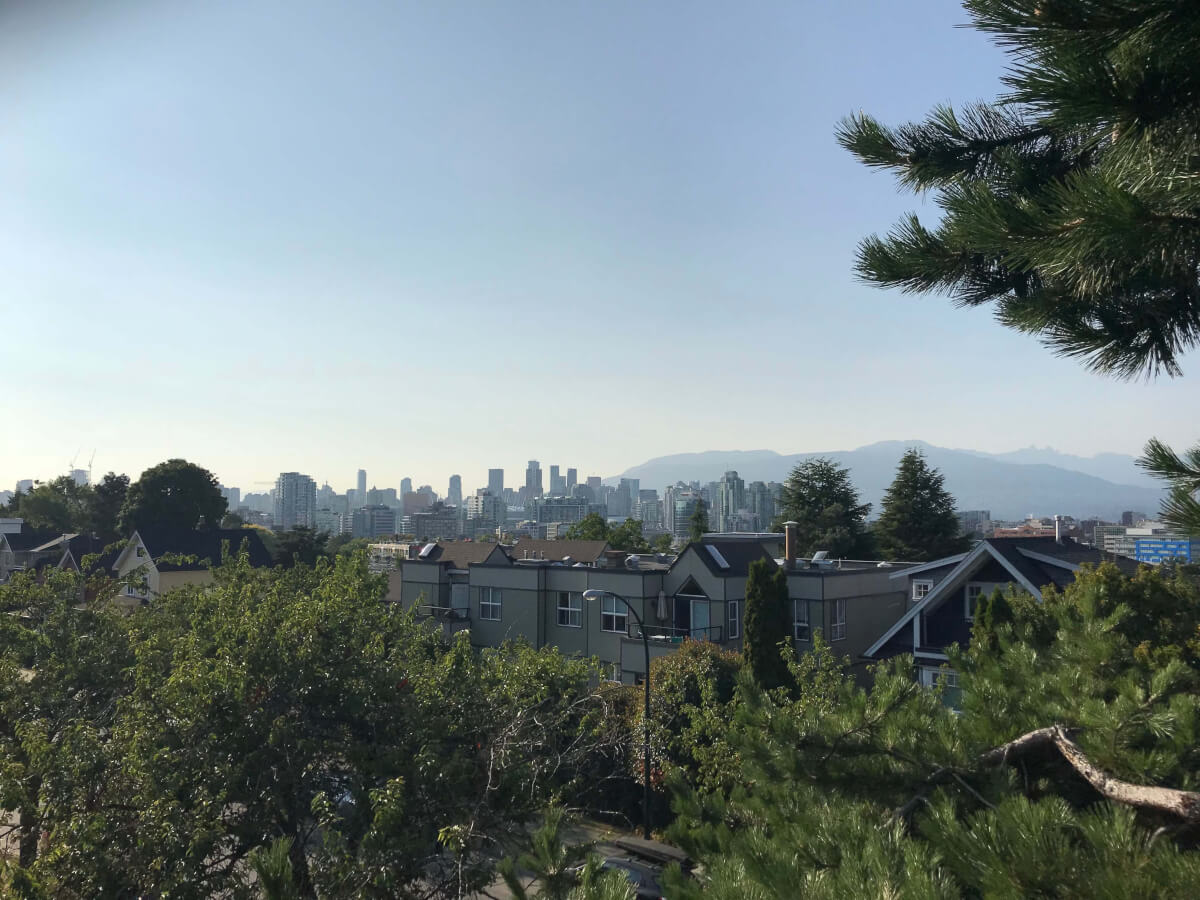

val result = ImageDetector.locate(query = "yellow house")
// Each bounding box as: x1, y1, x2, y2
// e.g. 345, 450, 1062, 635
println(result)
110, 528, 272, 604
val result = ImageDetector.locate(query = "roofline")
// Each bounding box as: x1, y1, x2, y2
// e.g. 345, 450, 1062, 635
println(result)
1016, 547, 1082, 572
887, 553, 968, 579
865, 541, 1043, 658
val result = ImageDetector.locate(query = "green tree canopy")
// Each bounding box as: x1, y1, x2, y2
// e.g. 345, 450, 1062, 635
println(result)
606, 518, 649, 552
874, 449, 970, 561
839, 0, 1200, 379
776, 458, 874, 559
563, 513, 609, 542
1139, 438, 1200, 536
741, 558, 792, 691
666, 564, 1200, 897
117, 458, 227, 535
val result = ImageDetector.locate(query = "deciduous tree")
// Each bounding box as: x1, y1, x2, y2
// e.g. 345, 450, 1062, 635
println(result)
117, 458, 227, 534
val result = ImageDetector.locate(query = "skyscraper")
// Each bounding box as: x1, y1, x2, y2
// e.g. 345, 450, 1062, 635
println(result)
357, 469, 367, 503
400, 477, 412, 497
447, 474, 462, 507
525, 460, 543, 498
549, 465, 565, 495
566, 468, 577, 492
274, 472, 317, 530
488, 468, 504, 497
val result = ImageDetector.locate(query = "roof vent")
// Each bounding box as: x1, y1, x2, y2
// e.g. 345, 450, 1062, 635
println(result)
562, 556, 574, 567
626, 554, 640, 569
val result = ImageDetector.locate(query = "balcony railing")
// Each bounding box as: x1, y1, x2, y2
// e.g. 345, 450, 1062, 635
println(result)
417, 605, 470, 621
629, 623, 725, 644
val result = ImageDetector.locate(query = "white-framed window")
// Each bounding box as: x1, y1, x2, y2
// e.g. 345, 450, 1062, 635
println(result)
920, 665, 962, 709
793, 598, 809, 641
556, 591, 582, 628
727, 600, 740, 640
479, 587, 502, 621
965, 583, 984, 621
830, 597, 847, 641
912, 579, 932, 602
601, 595, 627, 634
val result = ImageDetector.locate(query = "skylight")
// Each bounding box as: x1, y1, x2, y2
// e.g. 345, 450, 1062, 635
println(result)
706, 544, 731, 569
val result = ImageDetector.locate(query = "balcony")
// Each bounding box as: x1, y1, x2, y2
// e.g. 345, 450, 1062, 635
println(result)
416, 605, 471, 636
620, 624, 725, 676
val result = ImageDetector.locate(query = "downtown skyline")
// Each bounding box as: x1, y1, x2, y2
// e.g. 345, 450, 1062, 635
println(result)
2, 0, 1197, 492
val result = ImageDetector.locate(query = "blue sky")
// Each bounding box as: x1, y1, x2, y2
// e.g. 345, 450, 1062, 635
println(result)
2, 0, 1195, 496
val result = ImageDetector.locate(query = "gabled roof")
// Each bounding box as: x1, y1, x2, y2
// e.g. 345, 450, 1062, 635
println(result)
127, 528, 272, 572
504, 539, 609, 564
4, 527, 66, 553
863, 537, 1126, 659
680, 539, 776, 578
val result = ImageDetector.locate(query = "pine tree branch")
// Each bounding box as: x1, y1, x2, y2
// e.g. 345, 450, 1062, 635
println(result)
892, 725, 1200, 823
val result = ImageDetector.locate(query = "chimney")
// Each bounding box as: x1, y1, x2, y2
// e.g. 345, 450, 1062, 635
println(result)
784, 521, 798, 570
1054, 515, 1062, 544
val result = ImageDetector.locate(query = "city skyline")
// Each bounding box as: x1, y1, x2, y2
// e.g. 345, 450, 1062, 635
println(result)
2, 1, 1197, 492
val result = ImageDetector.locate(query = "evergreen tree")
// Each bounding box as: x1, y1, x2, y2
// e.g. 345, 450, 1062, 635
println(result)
666, 564, 1200, 897
874, 449, 970, 561
687, 500, 709, 543
776, 458, 874, 558
741, 558, 792, 690
839, 0, 1200, 379
1139, 437, 1200, 536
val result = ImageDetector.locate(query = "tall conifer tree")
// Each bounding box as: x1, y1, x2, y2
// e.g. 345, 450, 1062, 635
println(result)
874, 449, 970, 561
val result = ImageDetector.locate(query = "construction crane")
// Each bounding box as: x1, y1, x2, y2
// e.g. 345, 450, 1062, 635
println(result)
87, 450, 96, 486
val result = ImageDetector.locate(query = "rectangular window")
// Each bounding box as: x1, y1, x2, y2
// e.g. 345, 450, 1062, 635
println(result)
727, 600, 740, 639
912, 579, 932, 602
920, 665, 962, 709
601, 595, 627, 634
793, 598, 809, 641
135, 544, 146, 559
830, 597, 847, 641
556, 591, 582, 628
965, 584, 984, 621
479, 587, 502, 621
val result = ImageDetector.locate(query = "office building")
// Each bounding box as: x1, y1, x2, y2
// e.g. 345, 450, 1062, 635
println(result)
548, 465, 566, 496
353, 505, 397, 539
525, 461, 543, 499
488, 468, 504, 497
15, 480, 33, 495
528, 496, 595, 525
357, 469, 367, 504
70, 469, 89, 487
400, 478, 412, 497
447, 475, 462, 507
273, 472, 317, 531
566, 468, 577, 492
465, 489, 505, 535
220, 485, 242, 509
957, 509, 992, 537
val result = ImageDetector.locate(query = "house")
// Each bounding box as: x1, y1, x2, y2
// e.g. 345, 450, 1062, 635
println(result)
110, 528, 272, 603
382, 525, 912, 684
864, 536, 1139, 691
0, 525, 71, 583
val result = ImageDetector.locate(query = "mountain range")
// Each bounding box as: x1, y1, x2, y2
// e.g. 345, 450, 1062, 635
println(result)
611, 441, 1163, 522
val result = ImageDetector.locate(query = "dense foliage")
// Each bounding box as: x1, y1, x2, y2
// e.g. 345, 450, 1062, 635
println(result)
741, 558, 792, 691
874, 449, 970, 561
776, 458, 874, 559
0, 473, 129, 543
0, 556, 629, 897
840, 0, 1200, 379
665, 564, 1200, 897
118, 458, 227, 535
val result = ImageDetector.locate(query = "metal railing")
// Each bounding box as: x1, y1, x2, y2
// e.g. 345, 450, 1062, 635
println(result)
416, 605, 470, 621
629, 623, 724, 644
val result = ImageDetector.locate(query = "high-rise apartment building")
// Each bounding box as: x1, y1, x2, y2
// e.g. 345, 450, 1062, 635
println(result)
488, 468, 504, 497
70, 469, 89, 487
357, 469, 367, 503
447, 474, 462, 507
466, 489, 505, 534
548, 465, 565, 496
400, 478, 412, 497
273, 472, 317, 531
714, 471, 746, 532
525, 460, 543, 498
15, 479, 33, 494
566, 468, 577, 492
220, 485, 242, 510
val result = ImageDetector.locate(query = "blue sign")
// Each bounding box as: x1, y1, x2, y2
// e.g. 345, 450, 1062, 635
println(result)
1134, 538, 1195, 564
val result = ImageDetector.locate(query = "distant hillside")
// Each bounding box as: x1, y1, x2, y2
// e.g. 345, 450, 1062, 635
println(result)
610, 441, 1163, 521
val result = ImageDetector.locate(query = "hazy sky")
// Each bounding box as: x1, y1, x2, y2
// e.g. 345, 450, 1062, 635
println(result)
2, 0, 1196, 496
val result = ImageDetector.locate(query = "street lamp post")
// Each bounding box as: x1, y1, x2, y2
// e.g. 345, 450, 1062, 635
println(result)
582, 588, 652, 840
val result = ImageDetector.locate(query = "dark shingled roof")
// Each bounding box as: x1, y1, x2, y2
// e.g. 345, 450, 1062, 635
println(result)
414, 541, 507, 568
138, 528, 272, 571
989, 536, 1140, 579
504, 539, 610, 564
687, 539, 776, 578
